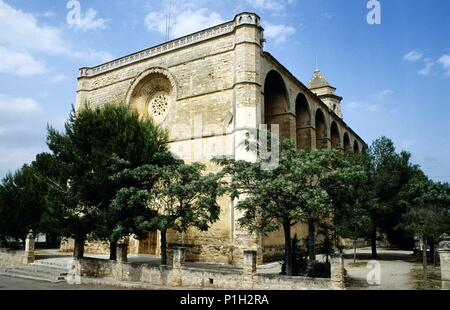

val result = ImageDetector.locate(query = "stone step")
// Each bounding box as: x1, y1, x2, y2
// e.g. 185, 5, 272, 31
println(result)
0, 261, 72, 283
30, 261, 72, 270
4, 266, 67, 277
32, 259, 73, 269
15, 266, 69, 276
0, 269, 66, 283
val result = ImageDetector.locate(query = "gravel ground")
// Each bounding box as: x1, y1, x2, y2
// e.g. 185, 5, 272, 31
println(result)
344, 248, 442, 290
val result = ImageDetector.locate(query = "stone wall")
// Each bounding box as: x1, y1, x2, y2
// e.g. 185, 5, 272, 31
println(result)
0, 249, 29, 268
439, 234, 450, 289
253, 274, 331, 290
77, 248, 345, 290
78, 257, 243, 289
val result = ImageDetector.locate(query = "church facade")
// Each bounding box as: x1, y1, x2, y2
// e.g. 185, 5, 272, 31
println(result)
74, 12, 365, 264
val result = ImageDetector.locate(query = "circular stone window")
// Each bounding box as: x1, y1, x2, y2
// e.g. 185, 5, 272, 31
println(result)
148, 92, 169, 122
127, 70, 176, 125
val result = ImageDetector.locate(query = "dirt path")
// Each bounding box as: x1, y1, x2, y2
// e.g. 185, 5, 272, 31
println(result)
344, 248, 442, 290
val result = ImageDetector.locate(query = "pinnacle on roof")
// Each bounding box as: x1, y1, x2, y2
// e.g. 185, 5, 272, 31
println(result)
307, 69, 332, 90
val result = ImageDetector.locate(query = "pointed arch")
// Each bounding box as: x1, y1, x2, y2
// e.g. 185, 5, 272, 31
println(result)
343, 132, 351, 152
295, 93, 311, 150
264, 70, 290, 140
330, 121, 341, 149
315, 108, 328, 149
353, 140, 360, 153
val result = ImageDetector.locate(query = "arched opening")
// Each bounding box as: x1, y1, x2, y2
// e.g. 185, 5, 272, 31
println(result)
127, 68, 176, 125
264, 70, 291, 140
362, 144, 367, 154
353, 140, 360, 153
295, 93, 311, 150
330, 121, 341, 149
343, 133, 351, 152
315, 109, 328, 149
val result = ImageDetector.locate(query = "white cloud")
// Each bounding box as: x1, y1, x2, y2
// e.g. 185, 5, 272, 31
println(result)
51, 74, 66, 83
347, 101, 366, 109
145, 8, 224, 39
0, 95, 41, 113
437, 54, 450, 76
347, 101, 380, 113
72, 8, 109, 31
418, 58, 435, 76
378, 89, 394, 100
0, 1, 112, 75
42, 11, 55, 18
0, 46, 46, 76
73, 49, 114, 63
145, 11, 167, 35
0, 0, 68, 54
263, 22, 296, 44
403, 50, 423, 62
0, 148, 44, 172
368, 104, 380, 112
245, 0, 286, 12
0, 94, 48, 177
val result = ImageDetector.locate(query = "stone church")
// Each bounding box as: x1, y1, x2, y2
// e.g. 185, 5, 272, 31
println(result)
72, 12, 365, 264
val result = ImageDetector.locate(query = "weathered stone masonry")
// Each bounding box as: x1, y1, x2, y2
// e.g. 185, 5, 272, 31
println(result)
78, 247, 345, 290
74, 12, 365, 265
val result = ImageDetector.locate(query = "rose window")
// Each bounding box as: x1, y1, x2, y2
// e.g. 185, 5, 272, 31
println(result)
148, 92, 169, 121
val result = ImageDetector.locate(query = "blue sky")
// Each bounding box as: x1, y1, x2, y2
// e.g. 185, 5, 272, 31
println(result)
0, 0, 449, 182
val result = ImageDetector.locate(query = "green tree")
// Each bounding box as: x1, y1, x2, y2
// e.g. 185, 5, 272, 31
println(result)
112, 162, 223, 265
321, 152, 374, 261
399, 170, 450, 270
46, 104, 173, 259
31, 152, 92, 258
367, 136, 414, 257
0, 164, 46, 243
215, 140, 347, 275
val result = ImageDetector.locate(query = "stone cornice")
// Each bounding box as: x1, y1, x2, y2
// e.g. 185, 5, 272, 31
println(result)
79, 21, 236, 78
78, 12, 261, 78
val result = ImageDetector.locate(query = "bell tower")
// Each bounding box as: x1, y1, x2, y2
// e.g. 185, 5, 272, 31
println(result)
308, 69, 343, 119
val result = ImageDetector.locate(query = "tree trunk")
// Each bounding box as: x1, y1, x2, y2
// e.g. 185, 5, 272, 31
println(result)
283, 222, 293, 276
161, 229, 167, 265
429, 239, 436, 266
109, 241, 117, 261
354, 238, 357, 263
308, 218, 316, 261
371, 226, 378, 258
73, 236, 85, 259
422, 234, 427, 272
